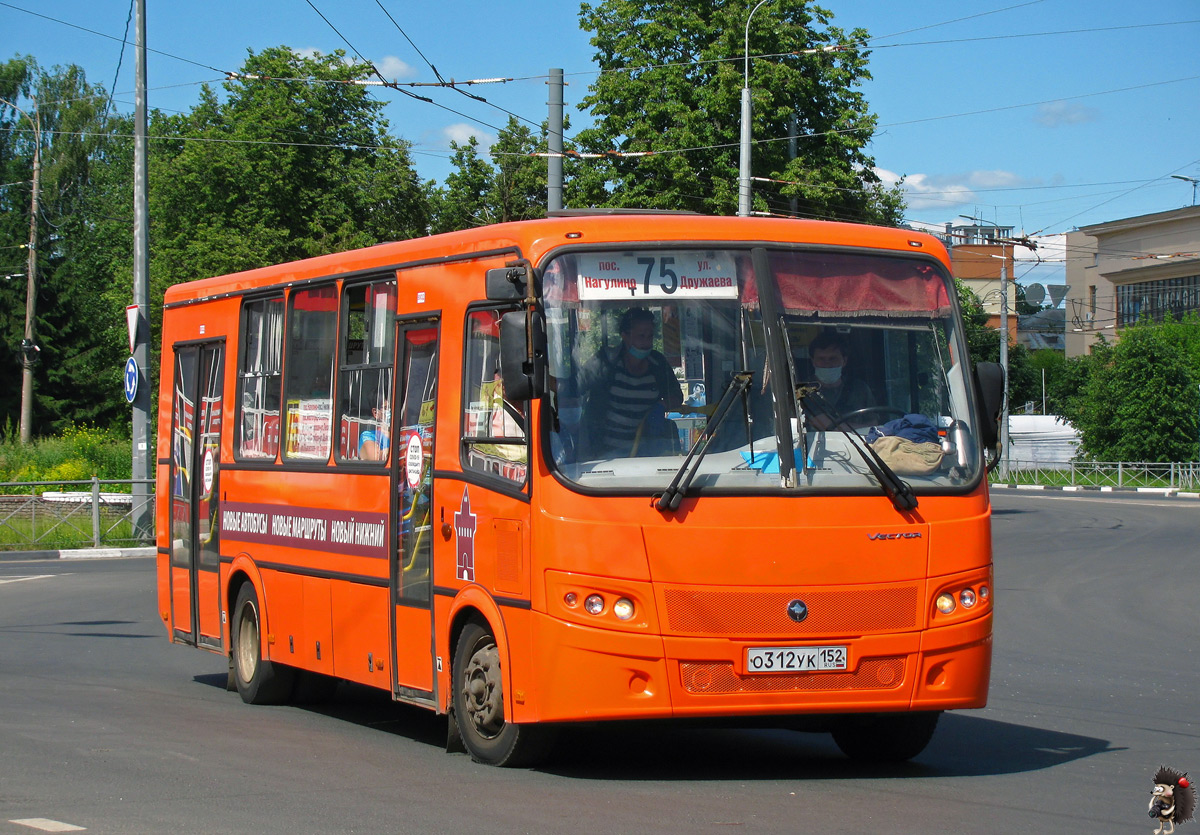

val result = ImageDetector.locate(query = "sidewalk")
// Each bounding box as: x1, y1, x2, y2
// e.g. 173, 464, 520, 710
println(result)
0, 546, 156, 562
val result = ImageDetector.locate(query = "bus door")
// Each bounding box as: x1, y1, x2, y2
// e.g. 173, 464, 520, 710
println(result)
168, 340, 225, 649
390, 319, 439, 701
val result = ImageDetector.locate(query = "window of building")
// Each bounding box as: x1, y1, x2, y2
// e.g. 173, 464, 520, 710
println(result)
237, 297, 284, 460
283, 285, 338, 461
461, 308, 527, 484
1116, 274, 1200, 326
338, 280, 396, 463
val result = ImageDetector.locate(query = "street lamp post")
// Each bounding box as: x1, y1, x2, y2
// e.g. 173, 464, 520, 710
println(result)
1171, 174, 1199, 207
738, 0, 775, 217
1, 96, 42, 444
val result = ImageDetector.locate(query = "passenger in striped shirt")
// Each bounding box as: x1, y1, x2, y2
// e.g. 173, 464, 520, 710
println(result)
580, 308, 683, 457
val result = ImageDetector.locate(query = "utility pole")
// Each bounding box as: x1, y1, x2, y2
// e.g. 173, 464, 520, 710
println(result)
20, 105, 40, 444
547, 68, 564, 213
131, 0, 152, 538
998, 247, 1009, 478
0, 95, 43, 444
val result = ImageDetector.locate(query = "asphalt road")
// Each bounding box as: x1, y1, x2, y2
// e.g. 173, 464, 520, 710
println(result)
1, 491, 1196, 834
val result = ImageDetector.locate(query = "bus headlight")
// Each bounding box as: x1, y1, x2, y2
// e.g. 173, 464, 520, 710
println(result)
584, 594, 605, 615
613, 598, 635, 621
960, 588, 977, 608
935, 593, 956, 614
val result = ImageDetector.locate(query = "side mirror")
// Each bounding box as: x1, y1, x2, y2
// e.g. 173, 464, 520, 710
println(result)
973, 361, 1004, 450
486, 265, 528, 302
499, 310, 547, 401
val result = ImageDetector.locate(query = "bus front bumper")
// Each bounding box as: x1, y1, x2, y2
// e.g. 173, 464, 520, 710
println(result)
524, 610, 991, 723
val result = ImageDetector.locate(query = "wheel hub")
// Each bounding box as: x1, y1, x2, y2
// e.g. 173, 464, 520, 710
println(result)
461, 643, 504, 737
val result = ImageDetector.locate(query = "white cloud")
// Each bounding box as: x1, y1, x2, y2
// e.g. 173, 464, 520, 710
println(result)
294, 47, 325, 61
433, 123, 497, 153
877, 168, 977, 211
376, 56, 416, 82
879, 167, 1039, 214
1034, 101, 1101, 128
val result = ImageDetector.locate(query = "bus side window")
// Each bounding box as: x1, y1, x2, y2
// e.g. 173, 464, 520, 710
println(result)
283, 285, 338, 461
338, 280, 396, 463
237, 296, 284, 460
462, 308, 527, 484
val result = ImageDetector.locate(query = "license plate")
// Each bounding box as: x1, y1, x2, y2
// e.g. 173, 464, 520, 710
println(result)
746, 645, 848, 673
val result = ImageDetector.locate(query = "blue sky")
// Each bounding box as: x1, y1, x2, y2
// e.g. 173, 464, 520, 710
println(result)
5, 1, 1200, 288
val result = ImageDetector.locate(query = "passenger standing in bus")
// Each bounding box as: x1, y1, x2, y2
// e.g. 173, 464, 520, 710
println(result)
580, 307, 683, 457
802, 330, 876, 430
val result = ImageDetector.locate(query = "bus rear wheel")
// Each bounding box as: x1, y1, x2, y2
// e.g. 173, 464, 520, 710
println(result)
831, 711, 940, 763
452, 621, 553, 767
231, 583, 294, 705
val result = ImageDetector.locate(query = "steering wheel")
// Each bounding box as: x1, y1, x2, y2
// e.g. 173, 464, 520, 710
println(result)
828, 406, 905, 431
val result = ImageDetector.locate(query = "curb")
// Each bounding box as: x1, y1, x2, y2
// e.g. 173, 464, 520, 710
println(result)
0, 546, 156, 562
990, 484, 1199, 498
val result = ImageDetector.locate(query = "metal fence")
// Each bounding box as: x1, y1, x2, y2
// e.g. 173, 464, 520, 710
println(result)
992, 460, 1200, 490
0, 478, 155, 551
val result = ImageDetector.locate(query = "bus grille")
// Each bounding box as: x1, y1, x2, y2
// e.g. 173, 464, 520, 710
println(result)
663, 586, 919, 637
680, 657, 906, 694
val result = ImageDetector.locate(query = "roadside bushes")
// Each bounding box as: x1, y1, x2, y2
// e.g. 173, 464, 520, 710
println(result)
0, 424, 130, 485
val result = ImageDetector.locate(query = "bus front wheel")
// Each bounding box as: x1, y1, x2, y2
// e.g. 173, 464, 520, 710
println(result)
831, 711, 940, 763
231, 583, 294, 705
452, 621, 553, 767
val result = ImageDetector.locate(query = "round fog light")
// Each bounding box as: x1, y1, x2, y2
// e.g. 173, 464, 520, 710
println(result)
979, 585, 990, 601
960, 588, 977, 608
564, 592, 578, 608
584, 594, 605, 615
613, 598, 635, 620
935, 593, 956, 614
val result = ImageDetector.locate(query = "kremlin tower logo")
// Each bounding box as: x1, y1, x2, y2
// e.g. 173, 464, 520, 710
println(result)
454, 486, 477, 581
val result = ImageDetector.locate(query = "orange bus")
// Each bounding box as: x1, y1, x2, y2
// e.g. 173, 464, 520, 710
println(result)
156, 213, 1003, 766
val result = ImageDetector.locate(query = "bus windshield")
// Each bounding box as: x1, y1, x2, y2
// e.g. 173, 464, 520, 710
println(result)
542, 246, 982, 494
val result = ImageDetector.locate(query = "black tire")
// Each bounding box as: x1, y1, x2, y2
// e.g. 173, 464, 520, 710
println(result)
230, 583, 295, 705
452, 621, 554, 767
831, 711, 940, 763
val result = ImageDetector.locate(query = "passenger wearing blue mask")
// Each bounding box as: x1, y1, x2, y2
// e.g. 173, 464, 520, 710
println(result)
580, 307, 683, 456
804, 331, 875, 430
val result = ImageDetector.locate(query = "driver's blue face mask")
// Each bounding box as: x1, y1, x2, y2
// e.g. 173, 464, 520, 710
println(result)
814, 365, 843, 385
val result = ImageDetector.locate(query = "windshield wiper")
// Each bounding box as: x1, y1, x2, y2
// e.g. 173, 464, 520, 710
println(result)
654, 371, 753, 513
795, 387, 918, 513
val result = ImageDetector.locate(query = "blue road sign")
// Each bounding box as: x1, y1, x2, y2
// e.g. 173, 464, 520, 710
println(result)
124, 357, 139, 404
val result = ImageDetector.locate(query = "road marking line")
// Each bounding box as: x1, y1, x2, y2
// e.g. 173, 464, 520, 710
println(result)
9, 819, 86, 832
0, 575, 54, 585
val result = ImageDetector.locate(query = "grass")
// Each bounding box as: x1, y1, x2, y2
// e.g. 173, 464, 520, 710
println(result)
0, 426, 144, 549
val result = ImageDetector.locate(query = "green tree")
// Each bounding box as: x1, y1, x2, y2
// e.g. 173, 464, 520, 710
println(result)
572, 0, 904, 221
0, 56, 123, 435
429, 135, 494, 233
430, 117, 552, 233
954, 279, 1039, 413
149, 46, 428, 293
1066, 326, 1198, 462
489, 117, 548, 223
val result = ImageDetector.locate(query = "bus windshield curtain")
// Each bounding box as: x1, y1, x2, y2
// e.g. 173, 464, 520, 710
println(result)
739, 252, 952, 318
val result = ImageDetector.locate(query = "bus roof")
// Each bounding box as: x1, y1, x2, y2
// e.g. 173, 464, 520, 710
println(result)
162, 214, 950, 306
